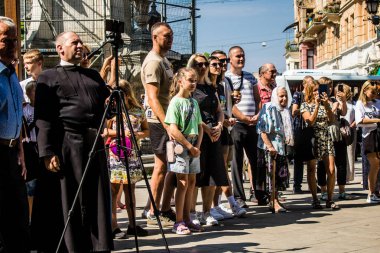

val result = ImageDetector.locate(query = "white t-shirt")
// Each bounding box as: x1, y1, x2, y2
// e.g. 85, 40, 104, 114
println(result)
20, 77, 33, 103
343, 101, 355, 124
355, 99, 380, 138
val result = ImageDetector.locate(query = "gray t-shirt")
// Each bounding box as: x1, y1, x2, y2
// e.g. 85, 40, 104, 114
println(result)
141, 50, 173, 123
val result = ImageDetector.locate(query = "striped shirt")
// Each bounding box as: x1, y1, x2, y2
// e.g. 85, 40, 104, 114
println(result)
225, 70, 257, 119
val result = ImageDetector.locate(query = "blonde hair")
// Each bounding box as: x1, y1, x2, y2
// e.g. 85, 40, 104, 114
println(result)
169, 67, 198, 97
359, 80, 378, 105
304, 80, 319, 103
318, 76, 333, 87
186, 53, 211, 85
119, 79, 142, 110
23, 49, 43, 63
334, 83, 352, 101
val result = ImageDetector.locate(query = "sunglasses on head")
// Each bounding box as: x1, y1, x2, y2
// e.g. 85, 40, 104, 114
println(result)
210, 62, 222, 68
195, 62, 209, 68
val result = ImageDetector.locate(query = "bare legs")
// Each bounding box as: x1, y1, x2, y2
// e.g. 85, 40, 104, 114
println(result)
149, 154, 175, 215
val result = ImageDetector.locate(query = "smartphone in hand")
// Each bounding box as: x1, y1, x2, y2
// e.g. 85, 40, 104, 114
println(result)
318, 84, 328, 96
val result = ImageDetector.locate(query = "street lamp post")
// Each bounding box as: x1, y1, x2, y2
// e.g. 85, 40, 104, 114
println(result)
366, 0, 380, 25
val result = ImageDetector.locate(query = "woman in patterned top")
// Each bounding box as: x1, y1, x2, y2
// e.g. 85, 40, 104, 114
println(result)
104, 79, 150, 238
257, 86, 294, 213
300, 80, 338, 210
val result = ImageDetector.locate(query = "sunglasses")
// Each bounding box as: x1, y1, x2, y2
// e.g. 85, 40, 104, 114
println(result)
219, 58, 230, 64
210, 62, 222, 68
195, 62, 209, 68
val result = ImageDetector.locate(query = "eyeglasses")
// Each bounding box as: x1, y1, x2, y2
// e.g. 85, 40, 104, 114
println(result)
219, 58, 230, 64
195, 62, 209, 68
210, 62, 222, 68
235, 55, 244, 59
267, 70, 278, 75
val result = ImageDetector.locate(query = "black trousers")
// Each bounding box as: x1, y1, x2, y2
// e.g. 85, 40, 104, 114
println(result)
0, 145, 30, 253
317, 140, 347, 187
231, 123, 258, 201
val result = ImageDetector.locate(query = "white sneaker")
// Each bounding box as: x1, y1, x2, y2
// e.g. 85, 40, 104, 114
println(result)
190, 212, 201, 226
366, 194, 380, 204
204, 212, 218, 226
197, 212, 206, 225
219, 203, 233, 214
210, 207, 225, 221
232, 205, 247, 217
214, 206, 233, 219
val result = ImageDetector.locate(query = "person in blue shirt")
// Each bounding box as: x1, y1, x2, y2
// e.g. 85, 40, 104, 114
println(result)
0, 16, 30, 253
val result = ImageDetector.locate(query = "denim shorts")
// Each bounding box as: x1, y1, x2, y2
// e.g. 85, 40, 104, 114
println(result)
168, 136, 200, 174
26, 179, 37, 196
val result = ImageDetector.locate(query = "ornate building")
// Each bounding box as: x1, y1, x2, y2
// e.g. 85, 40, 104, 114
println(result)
287, 0, 380, 74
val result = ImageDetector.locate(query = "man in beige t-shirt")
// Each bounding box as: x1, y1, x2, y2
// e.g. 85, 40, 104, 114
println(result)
141, 22, 176, 227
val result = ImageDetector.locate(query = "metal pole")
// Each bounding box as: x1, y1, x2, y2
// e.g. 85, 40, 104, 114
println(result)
191, 0, 196, 53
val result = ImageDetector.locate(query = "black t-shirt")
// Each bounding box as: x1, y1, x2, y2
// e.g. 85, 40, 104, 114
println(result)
192, 83, 218, 125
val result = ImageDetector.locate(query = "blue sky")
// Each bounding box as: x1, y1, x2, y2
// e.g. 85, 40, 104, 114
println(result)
196, 0, 295, 73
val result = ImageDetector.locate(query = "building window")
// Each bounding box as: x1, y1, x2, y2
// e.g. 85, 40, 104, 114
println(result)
307, 49, 314, 69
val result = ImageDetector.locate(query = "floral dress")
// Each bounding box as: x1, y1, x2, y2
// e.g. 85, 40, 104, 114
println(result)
108, 107, 145, 184
257, 103, 290, 191
300, 102, 334, 160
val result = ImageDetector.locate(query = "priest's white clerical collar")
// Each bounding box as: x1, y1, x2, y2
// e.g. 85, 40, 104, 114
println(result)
60, 60, 78, 66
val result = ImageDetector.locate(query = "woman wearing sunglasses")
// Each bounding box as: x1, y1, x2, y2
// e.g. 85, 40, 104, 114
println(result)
186, 54, 229, 226
355, 80, 380, 203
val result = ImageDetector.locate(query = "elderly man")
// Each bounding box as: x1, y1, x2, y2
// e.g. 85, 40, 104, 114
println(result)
141, 22, 176, 227
257, 63, 277, 108
0, 16, 30, 253
33, 31, 113, 252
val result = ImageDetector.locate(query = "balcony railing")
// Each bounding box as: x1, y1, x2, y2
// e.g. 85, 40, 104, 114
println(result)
306, 21, 326, 35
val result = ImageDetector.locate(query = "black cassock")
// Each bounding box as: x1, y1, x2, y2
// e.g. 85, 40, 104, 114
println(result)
32, 65, 113, 252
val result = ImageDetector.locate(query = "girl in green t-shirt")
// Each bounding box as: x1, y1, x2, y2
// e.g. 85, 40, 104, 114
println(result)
164, 67, 204, 234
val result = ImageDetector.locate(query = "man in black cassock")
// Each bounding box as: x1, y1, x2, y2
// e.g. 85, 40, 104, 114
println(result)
33, 31, 113, 252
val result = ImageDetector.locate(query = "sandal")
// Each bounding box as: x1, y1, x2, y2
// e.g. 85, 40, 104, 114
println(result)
172, 222, 191, 235
326, 200, 340, 210
311, 200, 323, 210
185, 221, 204, 232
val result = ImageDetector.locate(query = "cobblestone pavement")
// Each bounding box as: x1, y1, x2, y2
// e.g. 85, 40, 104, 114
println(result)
112, 159, 380, 253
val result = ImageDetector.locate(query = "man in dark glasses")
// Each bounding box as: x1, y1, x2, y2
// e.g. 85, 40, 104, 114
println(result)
257, 63, 277, 110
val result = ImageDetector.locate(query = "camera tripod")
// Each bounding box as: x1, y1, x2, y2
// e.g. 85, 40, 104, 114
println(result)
56, 20, 170, 253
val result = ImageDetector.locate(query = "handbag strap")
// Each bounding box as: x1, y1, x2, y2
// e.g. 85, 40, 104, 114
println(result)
182, 98, 194, 133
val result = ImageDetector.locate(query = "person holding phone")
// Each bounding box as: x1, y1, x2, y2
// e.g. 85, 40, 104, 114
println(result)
316, 77, 348, 202
300, 80, 338, 210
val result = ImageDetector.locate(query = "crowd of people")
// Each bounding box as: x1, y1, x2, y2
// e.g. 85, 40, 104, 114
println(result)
1, 16, 380, 253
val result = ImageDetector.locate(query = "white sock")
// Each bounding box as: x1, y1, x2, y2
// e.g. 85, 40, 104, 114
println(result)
227, 196, 237, 208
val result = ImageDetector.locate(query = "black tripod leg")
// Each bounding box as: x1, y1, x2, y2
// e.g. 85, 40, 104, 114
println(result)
115, 91, 140, 252
119, 91, 171, 253
55, 92, 115, 253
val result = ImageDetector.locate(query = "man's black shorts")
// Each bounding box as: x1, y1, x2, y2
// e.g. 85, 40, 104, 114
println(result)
148, 122, 169, 155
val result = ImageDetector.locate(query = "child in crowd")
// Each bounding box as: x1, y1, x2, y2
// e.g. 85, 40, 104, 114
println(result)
104, 79, 149, 238
164, 67, 204, 234
22, 80, 39, 222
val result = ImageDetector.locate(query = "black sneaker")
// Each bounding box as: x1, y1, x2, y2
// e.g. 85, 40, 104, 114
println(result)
161, 208, 176, 222
127, 225, 149, 237
112, 228, 128, 239
236, 199, 248, 208
293, 188, 304, 194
